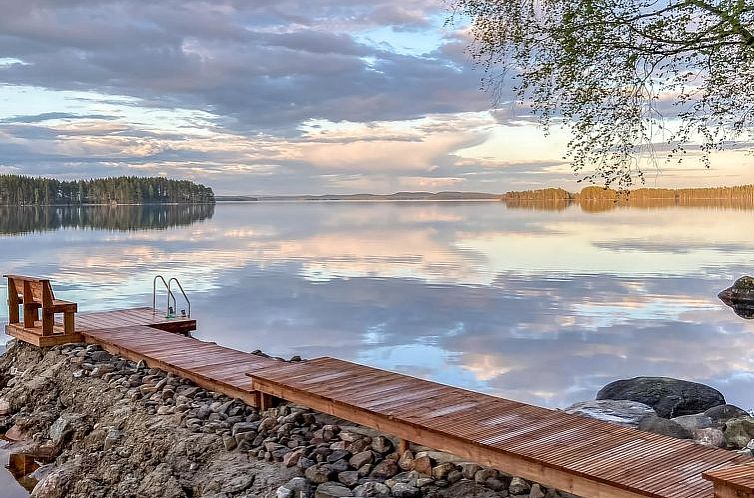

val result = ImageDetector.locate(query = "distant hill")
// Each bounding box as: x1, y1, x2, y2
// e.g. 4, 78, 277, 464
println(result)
217, 191, 502, 202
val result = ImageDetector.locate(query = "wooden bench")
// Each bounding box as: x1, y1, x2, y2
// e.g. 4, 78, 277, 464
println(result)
5, 275, 77, 337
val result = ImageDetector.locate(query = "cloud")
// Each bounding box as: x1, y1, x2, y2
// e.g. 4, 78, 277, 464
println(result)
0, 0, 747, 192
0, 112, 115, 123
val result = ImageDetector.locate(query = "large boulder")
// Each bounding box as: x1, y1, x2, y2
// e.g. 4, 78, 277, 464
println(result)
723, 417, 754, 449
705, 404, 749, 426
563, 400, 656, 427
596, 377, 725, 418
638, 415, 692, 439
719, 276, 754, 318
670, 414, 715, 432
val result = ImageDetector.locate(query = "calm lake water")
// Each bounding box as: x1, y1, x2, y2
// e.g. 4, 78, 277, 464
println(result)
1, 201, 754, 411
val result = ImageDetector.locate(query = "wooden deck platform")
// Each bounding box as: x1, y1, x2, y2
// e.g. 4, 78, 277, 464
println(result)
248, 357, 754, 498
6, 307, 196, 347
5, 295, 754, 497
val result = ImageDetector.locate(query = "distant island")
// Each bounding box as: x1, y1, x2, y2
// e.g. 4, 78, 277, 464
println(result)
0, 174, 215, 205
503, 185, 754, 211
216, 191, 501, 202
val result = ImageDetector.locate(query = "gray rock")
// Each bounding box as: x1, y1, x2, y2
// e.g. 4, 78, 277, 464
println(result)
49, 413, 88, 445
277, 478, 311, 498
530, 484, 546, 498
349, 450, 373, 469
705, 404, 749, 425
474, 468, 498, 483
90, 351, 112, 362
370, 436, 393, 454
316, 482, 354, 498
338, 470, 360, 487
719, 276, 754, 318
596, 377, 725, 418
638, 415, 692, 439
458, 462, 482, 479
563, 400, 656, 427
509, 476, 531, 495
437, 481, 500, 498
353, 482, 391, 497
306, 463, 336, 484
391, 482, 420, 498
724, 417, 754, 448
670, 414, 714, 432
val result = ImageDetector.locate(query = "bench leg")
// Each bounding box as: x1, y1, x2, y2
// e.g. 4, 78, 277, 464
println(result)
63, 312, 75, 335
23, 304, 39, 329
42, 311, 54, 336
8, 302, 19, 324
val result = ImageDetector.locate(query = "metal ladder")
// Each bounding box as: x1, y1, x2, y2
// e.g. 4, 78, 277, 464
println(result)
153, 275, 191, 319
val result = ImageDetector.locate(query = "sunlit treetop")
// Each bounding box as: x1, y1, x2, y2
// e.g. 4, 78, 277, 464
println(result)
453, 0, 754, 188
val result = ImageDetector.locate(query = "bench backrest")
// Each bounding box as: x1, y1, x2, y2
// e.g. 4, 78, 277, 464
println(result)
4, 275, 55, 307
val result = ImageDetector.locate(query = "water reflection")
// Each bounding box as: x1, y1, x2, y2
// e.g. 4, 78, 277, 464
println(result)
1, 436, 35, 498
1, 202, 754, 411
0, 204, 214, 235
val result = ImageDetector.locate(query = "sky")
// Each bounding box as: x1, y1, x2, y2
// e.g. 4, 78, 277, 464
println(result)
0, 0, 751, 195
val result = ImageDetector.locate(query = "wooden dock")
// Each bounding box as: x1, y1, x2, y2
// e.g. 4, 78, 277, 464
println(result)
5, 275, 754, 498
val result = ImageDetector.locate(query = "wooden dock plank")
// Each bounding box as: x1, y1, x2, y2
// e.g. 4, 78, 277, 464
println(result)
248, 357, 751, 498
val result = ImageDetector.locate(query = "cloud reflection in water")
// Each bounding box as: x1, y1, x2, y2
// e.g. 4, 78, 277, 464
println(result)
1, 201, 754, 410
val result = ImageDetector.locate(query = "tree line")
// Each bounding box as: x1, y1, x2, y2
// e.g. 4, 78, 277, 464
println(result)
0, 175, 215, 205
504, 185, 754, 211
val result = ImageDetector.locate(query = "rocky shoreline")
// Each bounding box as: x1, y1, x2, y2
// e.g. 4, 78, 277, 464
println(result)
0, 341, 576, 498
563, 377, 754, 451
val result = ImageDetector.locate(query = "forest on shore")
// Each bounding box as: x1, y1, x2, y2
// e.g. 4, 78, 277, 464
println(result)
503, 185, 754, 211
0, 175, 215, 205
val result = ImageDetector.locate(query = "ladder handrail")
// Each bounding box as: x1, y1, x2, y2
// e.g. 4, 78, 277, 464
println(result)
168, 277, 191, 318
153, 275, 176, 316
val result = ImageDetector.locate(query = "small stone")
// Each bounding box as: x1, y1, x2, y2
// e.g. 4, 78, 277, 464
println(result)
398, 450, 414, 471
353, 481, 391, 497
459, 462, 482, 479
530, 483, 546, 498
315, 482, 353, 498
391, 482, 420, 498
432, 462, 457, 480
283, 447, 306, 467
447, 470, 462, 484
338, 470, 360, 487
509, 477, 531, 495
349, 450, 373, 469
306, 463, 336, 484
223, 436, 237, 451
474, 468, 498, 483
370, 459, 399, 479
371, 436, 393, 454
412, 455, 433, 476
327, 449, 351, 463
